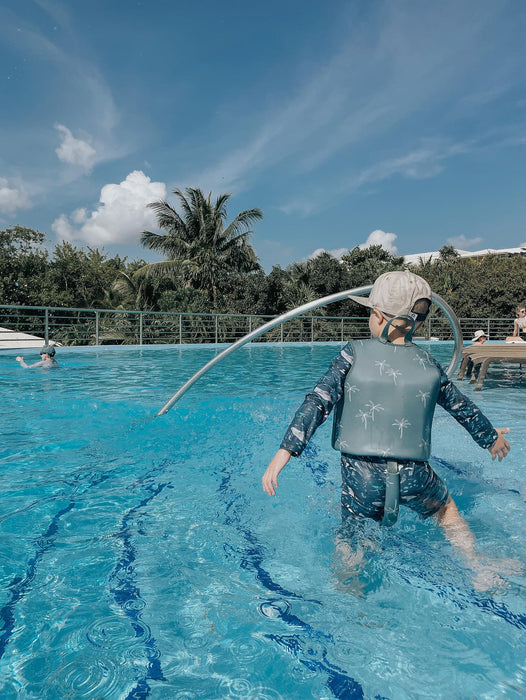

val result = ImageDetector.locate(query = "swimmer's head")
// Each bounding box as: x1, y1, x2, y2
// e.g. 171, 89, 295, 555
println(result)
40, 345, 56, 357
348, 270, 432, 322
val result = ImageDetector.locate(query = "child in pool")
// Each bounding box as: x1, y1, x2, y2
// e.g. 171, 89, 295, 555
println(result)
262, 271, 513, 590
16, 345, 59, 369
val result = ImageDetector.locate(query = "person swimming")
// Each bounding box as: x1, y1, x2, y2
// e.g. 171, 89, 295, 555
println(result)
16, 345, 59, 369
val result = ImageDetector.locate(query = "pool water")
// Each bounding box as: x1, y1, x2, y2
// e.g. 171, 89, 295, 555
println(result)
1, 342, 525, 699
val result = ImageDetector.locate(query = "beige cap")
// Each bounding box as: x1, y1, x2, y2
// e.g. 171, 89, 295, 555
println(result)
348, 270, 432, 316
471, 330, 487, 342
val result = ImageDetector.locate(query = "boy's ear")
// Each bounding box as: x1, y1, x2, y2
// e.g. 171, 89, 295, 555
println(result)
371, 307, 384, 322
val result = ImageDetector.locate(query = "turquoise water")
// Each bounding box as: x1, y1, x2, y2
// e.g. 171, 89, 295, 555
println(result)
1, 342, 525, 699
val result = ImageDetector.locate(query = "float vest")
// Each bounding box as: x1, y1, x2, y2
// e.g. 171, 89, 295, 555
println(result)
332, 338, 443, 460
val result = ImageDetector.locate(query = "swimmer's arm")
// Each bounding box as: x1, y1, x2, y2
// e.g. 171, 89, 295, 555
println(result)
15, 356, 45, 368
30, 360, 46, 368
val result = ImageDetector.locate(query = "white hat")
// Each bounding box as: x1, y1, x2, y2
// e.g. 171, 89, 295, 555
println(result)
471, 330, 487, 342
348, 270, 432, 317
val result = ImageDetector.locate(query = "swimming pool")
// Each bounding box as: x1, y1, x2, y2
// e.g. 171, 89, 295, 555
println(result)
1, 342, 525, 699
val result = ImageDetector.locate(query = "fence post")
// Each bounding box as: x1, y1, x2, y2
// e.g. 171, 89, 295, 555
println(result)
139, 312, 143, 345
95, 311, 100, 346
45, 308, 49, 343
179, 314, 182, 344
249, 316, 252, 334
341, 318, 344, 342
280, 323, 284, 343
215, 316, 218, 344
311, 316, 314, 342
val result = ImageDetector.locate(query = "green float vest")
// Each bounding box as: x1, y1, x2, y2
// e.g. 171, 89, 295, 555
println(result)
332, 338, 443, 461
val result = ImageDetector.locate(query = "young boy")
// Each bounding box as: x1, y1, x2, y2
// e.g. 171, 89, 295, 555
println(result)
262, 271, 510, 588
16, 345, 59, 369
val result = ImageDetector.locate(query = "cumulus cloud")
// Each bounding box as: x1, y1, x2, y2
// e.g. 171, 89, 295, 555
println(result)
0, 177, 31, 215
52, 170, 167, 245
308, 247, 350, 260
359, 230, 398, 254
446, 234, 483, 249
55, 124, 97, 171
306, 231, 398, 261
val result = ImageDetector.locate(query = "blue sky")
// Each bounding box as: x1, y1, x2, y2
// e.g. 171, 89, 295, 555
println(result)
1, 0, 525, 271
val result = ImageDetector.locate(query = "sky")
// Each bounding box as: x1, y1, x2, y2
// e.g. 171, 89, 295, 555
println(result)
1, 0, 525, 271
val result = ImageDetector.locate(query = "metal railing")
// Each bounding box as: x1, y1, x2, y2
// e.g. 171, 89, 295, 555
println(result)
0, 304, 517, 348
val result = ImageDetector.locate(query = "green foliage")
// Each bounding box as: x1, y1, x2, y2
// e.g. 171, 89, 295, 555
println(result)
0, 226, 49, 305
140, 187, 263, 303
410, 253, 526, 318
157, 288, 210, 313
47, 242, 128, 308
3, 221, 526, 322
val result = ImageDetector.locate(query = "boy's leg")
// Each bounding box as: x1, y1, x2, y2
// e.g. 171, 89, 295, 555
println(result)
434, 498, 477, 559
334, 456, 384, 594
435, 498, 522, 591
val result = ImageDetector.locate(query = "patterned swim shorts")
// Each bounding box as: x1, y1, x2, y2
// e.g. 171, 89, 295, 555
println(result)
340, 454, 449, 521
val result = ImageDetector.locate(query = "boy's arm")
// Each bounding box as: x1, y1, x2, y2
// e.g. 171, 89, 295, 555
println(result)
262, 344, 354, 496
279, 343, 354, 457
437, 373, 509, 458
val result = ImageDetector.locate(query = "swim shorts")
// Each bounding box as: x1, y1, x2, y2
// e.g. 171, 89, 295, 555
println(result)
340, 454, 449, 521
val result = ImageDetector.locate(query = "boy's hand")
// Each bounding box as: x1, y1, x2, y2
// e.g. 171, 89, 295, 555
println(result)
489, 428, 510, 461
262, 449, 291, 495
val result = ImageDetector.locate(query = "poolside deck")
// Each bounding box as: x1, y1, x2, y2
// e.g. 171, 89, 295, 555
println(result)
457, 343, 526, 389
0, 326, 45, 349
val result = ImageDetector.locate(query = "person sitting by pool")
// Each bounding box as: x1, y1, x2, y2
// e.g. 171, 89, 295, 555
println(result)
16, 345, 59, 369
262, 270, 512, 591
466, 329, 487, 379
505, 305, 526, 343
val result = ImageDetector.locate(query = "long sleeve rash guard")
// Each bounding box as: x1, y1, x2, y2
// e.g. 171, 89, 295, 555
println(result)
280, 342, 498, 458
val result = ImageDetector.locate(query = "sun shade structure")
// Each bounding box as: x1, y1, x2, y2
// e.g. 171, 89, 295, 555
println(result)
156, 286, 463, 416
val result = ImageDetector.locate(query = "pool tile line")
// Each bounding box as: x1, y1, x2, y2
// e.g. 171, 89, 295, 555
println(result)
0, 500, 75, 661
392, 555, 526, 631
0, 466, 116, 680
218, 465, 365, 700
108, 472, 172, 700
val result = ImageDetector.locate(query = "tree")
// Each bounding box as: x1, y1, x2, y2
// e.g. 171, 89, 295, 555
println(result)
0, 226, 50, 305
140, 188, 263, 305
46, 242, 127, 308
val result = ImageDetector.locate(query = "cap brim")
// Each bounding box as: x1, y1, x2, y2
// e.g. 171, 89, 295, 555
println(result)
347, 294, 373, 308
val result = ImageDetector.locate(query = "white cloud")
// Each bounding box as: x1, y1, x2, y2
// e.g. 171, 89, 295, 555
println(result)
308, 247, 349, 260
305, 232, 397, 262
0, 177, 31, 214
359, 230, 398, 254
52, 170, 167, 246
55, 124, 97, 171
446, 234, 483, 249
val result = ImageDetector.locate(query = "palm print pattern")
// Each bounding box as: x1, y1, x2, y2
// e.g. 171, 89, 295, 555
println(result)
280, 342, 498, 457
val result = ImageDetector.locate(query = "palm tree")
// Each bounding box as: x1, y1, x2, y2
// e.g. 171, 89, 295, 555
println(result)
139, 188, 263, 304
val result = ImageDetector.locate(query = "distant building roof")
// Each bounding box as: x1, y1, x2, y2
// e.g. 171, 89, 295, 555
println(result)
404, 246, 526, 265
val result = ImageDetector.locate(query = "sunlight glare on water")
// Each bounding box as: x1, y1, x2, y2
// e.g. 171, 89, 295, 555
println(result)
0, 342, 525, 699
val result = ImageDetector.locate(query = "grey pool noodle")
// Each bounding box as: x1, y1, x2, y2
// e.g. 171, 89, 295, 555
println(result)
156, 288, 463, 416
